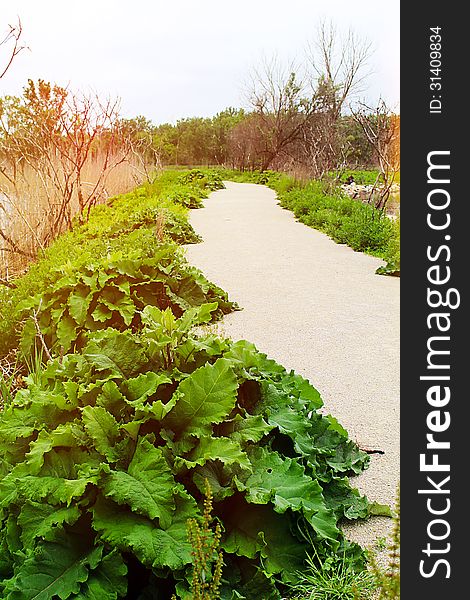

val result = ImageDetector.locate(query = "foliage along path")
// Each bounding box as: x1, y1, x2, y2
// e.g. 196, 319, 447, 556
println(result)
185, 181, 400, 547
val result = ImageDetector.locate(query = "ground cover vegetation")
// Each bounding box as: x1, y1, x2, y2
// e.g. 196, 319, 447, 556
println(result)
0, 168, 392, 598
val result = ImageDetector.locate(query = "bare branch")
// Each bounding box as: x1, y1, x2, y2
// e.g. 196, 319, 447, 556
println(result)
1, 18, 27, 79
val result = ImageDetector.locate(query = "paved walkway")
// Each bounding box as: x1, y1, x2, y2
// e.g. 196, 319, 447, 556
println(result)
185, 181, 400, 547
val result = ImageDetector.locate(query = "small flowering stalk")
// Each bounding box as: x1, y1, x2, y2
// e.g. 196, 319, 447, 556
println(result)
186, 479, 224, 600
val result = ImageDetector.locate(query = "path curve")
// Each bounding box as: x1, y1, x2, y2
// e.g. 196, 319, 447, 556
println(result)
185, 181, 400, 548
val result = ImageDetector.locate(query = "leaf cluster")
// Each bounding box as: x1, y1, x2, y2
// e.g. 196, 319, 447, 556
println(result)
178, 170, 225, 193
0, 307, 379, 598
17, 245, 234, 359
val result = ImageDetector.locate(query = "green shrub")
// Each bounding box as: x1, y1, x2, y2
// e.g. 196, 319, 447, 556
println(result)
376, 219, 400, 277
336, 208, 393, 253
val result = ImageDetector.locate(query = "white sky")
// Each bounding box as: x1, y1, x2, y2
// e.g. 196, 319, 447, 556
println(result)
1, 0, 399, 124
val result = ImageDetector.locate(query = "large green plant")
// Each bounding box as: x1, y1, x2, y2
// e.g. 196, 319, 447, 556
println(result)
0, 305, 385, 599
17, 245, 235, 358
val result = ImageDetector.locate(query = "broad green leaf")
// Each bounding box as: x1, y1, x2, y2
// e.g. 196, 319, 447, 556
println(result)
264, 405, 316, 456
242, 447, 339, 541
68, 285, 92, 326
325, 440, 370, 475
243, 447, 324, 512
123, 372, 172, 403
0, 478, 20, 508
218, 413, 273, 444
175, 436, 251, 472
16, 475, 92, 506
221, 504, 267, 559
40, 447, 98, 480
0, 409, 36, 442
171, 276, 207, 307
177, 336, 230, 367
223, 340, 286, 380
221, 503, 307, 582
59, 382, 80, 411
324, 414, 349, 437
19, 319, 37, 359
306, 506, 343, 543
24, 424, 84, 474
283, 372, 323, 410
96, 381, 126, 414
82, 406, 120, 462
55, 314, 78, 353
258, 513, 309, 583
73, 550, 127, 600
164, 358, 238, 434
235, 571, 281, 600
323, 476, 382, 520
99, 287, 135, 326
192, 462, 237, 501
176, 301, 218, 332
84, 330, 145, 378
3, 533, 102, 600
140, 305, 176, 332
102, 437, 175, 527
92, 495, 196, 570
18, 501, 80, 548
91, 304, 113, 323
5, 513, 22, 555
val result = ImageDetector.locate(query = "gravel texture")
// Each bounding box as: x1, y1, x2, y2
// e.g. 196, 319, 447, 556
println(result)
185, 181, 400, 550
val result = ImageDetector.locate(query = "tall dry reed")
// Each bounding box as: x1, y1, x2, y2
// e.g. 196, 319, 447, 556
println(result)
0, 151, 150, 279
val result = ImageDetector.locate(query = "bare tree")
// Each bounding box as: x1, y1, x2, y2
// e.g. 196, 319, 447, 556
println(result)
1, 18, 26, 79
306, 22, 372, 119
245, 57, 314, 171
296, 22, 372, 178
351, 99, 400, 210
242, 25, 372, 176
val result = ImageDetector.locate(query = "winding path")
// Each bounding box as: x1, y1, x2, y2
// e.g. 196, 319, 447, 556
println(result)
185, 181, 400, 547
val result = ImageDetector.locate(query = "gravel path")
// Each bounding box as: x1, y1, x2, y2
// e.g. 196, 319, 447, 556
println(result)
185, 181, 400, 549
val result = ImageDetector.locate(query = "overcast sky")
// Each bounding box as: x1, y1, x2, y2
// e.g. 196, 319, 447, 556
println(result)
1, 0, 399, 124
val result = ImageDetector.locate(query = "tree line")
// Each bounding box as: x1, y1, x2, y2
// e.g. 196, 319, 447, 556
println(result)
120, 23, 399, 179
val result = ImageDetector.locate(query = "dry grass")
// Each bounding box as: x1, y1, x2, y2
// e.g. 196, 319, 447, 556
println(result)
0, 152, 149, 279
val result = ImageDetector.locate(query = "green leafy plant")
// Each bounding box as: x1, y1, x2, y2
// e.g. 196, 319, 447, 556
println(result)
0, 312, 384, 598
17, 245, 235, 359
1, 166, 391, 598
178, 169, 225, 192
